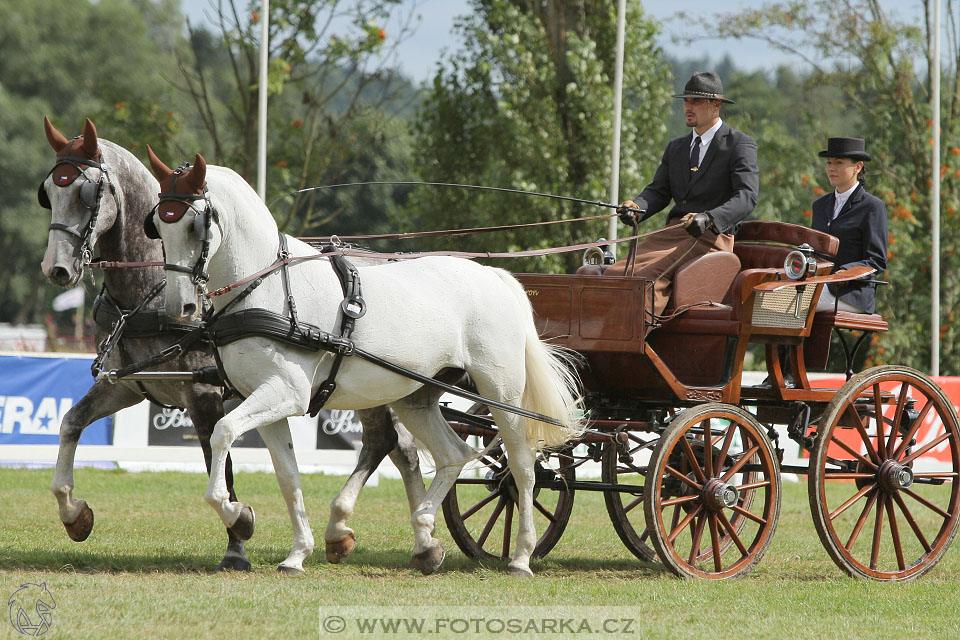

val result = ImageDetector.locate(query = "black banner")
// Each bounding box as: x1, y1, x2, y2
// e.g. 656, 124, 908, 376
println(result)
146, 405, 266, 448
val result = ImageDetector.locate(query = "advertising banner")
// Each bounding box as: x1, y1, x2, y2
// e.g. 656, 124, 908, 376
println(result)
0, 354, 111, 445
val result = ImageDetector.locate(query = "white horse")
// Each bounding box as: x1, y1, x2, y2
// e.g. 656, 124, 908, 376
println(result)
144, 149, 584, 577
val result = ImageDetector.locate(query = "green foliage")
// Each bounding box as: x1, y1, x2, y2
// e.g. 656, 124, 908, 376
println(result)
174, 0, 419, 235
0, 0, 195, 324
407, 0, 672, 273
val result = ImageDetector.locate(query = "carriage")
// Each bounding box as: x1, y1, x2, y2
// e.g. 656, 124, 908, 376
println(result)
438, 220, 960, 581
41, 119, 957, 580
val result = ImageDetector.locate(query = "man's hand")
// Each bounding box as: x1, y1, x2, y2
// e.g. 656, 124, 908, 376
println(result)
681, 212, 713, 237
617, 200, 643, 225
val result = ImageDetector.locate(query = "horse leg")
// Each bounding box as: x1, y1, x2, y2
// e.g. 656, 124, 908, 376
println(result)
472, 372, 540, 578
257, 420, 315, 575
324, 406, 398, 563
51, 381, 142, 541
389, 393, 475, 576
387, 420, 427, 523
203, 379, 308, 545
187, 393, 250, 572
497, 426, 538, 578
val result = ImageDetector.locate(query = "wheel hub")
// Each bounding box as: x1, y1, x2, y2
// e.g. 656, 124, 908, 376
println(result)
702, 478, 739, 512
878, 459, 914, 493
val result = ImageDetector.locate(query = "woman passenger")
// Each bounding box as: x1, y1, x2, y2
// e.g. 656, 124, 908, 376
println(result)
811, 137, 888, 314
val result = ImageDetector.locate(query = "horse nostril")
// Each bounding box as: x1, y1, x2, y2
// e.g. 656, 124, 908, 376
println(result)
182, 302, 197, 318
49, 266, 70, 285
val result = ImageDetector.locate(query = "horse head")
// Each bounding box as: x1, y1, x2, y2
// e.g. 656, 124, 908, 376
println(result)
39, 116, 122, 287
145, 146, 221, 320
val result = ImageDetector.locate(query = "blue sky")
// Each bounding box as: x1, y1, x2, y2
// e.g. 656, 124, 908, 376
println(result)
179, 0, 929, 83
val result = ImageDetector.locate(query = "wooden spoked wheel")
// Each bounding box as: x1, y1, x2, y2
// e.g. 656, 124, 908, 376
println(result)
603, 425, 761, 564
644, 403, 781, 579
601, 432, 660, 561
441, 406, 575, 561
809, 366, 960, 580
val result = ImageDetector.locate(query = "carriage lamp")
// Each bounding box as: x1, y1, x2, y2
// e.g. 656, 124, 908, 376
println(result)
583, 246, 605, 266
783, 243, 817, 280
583, 239, 616, 266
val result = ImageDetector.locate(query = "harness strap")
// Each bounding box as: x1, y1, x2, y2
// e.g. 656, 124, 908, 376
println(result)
306, 247, 366, 416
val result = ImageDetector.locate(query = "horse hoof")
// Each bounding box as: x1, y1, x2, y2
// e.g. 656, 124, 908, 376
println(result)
216, 555, 252, 572
277, 564, 305, 577
506, 565, 534, 578
325, 533, 356, 564
227, 506, 256, 541
63, 503, 94, 542
411, 543, 445, 576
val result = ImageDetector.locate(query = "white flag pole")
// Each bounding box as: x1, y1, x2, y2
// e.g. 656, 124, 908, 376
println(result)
257, 0, 270, 201
931, 0, 941, 376
607, 0, 627, 258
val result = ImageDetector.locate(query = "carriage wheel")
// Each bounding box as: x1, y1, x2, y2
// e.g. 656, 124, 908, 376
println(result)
601, 434, 659, 562
441, 405, 575, 561
644, 403, 781, 579
603, 425, 760, 564
808, 366, 960, 580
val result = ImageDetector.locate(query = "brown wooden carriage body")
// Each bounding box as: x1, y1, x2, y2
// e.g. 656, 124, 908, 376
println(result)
443, 220, 960, 581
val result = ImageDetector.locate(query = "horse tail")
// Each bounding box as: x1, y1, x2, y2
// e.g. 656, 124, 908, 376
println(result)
493, 269, 586, 449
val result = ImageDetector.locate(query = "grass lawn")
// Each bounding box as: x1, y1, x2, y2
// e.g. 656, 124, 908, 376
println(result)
1, 467, 958, 639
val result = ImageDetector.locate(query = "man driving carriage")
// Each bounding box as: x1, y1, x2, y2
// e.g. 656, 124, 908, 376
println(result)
607, 71, 759, 316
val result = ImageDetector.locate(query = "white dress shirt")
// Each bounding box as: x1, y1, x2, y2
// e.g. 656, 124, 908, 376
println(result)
832, 183, 858, 219
689, 118, 723, 167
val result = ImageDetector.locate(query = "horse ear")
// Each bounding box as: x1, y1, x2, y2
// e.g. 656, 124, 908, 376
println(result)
43, 116, 69, 152
81, 118, 98, 156
145, 145, 174, 182
186, 153, 207, 190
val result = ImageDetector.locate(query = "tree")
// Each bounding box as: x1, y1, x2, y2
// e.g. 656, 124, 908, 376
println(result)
0, 0, 192, 326
406, 0, 672, 273
172, 0, 423, 235
682, 0, 960, 373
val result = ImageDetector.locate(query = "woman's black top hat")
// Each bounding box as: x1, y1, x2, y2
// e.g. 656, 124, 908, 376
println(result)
672, 72, 735, 104
818, 137, 872, 161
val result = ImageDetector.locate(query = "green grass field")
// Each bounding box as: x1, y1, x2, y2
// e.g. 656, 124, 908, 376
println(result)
1, 467, 958, 639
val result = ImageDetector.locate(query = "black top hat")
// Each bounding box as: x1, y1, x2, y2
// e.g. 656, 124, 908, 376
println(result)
672, 72, 735, 104
818, 137, 872, 161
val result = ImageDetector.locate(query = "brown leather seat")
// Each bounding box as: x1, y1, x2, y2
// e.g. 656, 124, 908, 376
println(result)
669, 251, 741, 308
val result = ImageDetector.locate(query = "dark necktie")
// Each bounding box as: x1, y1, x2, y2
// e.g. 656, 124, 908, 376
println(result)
690, 136, 702, 171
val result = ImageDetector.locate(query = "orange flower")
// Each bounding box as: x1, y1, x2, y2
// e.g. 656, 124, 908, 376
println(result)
276, 160, 287, 167
114, 101, 125, 110
888, 232, 895, 244
952, 147, 960, 155
887, 250, 895, 259
803, 209, 813, 218
812, 186, 825, 196
252, 11, 259, 22
801, 174, 809, 186
378, 28, 386, 40
292, 119, 302, 127
166, 111, 173, 118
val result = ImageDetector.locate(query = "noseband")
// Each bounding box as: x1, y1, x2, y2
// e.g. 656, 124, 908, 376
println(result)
145, 162, 220, 287
38, 137, 121, 267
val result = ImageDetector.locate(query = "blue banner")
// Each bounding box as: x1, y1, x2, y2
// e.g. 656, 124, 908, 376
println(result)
0, 354, 112, 445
